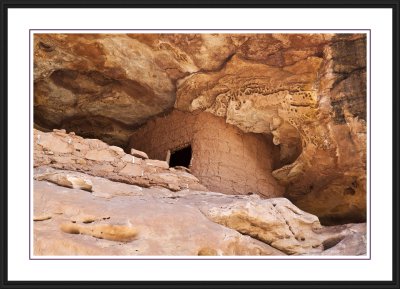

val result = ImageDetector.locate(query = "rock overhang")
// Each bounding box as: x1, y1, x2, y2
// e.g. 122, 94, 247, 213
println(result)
33, 33, 367, 225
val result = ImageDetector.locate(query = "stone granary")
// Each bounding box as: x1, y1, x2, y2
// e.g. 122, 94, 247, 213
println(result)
129, 110, 285, 197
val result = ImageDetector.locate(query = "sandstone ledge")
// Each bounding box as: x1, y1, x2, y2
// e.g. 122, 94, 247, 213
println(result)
33, 130, 366, 256
33, 169, 366, 256
34, 128, 207, 192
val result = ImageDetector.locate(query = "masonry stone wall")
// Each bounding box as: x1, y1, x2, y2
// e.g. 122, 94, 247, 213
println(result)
128, 110, 284, 197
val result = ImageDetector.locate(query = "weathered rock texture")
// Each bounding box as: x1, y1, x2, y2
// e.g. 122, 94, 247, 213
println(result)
34, 33, 367, 225
33, 172, 285, 256
34, 129, 207, 192
33, 168, 366, 256
175, 35, 367, 225
33, 130, 366, 256
129, 110, 284, 197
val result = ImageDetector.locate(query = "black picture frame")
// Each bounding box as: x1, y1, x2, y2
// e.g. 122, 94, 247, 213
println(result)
1, 1, 399, 288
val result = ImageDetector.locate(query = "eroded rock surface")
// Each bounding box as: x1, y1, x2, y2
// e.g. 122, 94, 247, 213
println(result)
33, 168, 366, 256
34, 129, 207, 192
33, 131, 366, 256
34, 170, 285, 256
175, 34, 366, 224
34, 33, 367, 225
201, 198, 366, 255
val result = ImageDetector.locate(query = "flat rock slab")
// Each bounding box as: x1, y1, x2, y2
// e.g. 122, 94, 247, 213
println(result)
33, 168, 366, 256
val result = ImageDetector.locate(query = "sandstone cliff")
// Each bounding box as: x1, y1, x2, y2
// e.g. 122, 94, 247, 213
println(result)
33, 33, 367, 226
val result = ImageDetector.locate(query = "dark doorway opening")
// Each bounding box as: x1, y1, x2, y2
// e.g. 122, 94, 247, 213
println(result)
169, 145, 192, 168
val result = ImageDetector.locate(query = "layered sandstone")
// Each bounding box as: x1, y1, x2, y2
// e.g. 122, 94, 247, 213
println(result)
34, 129, 207, 192
33, 33, 367, 225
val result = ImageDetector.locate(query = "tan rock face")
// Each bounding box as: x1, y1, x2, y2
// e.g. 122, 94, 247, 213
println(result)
203, 198, 323, 255
33, 171, 286, 256
33, 131, 366, 256
34, 33, 367, 225
33, 167, 366, 256
34, 34, 177, 147
175, 35, 366, 224
34, 129, 207, 192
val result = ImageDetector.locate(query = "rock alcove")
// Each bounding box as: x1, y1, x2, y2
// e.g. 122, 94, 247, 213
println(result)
33, 33, 367, 226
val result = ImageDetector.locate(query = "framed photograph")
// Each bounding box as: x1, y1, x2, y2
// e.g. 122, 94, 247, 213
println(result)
1, 1, 399, 288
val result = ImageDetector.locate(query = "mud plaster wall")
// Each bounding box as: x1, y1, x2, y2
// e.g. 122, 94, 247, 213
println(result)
128, 110, 284, 197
